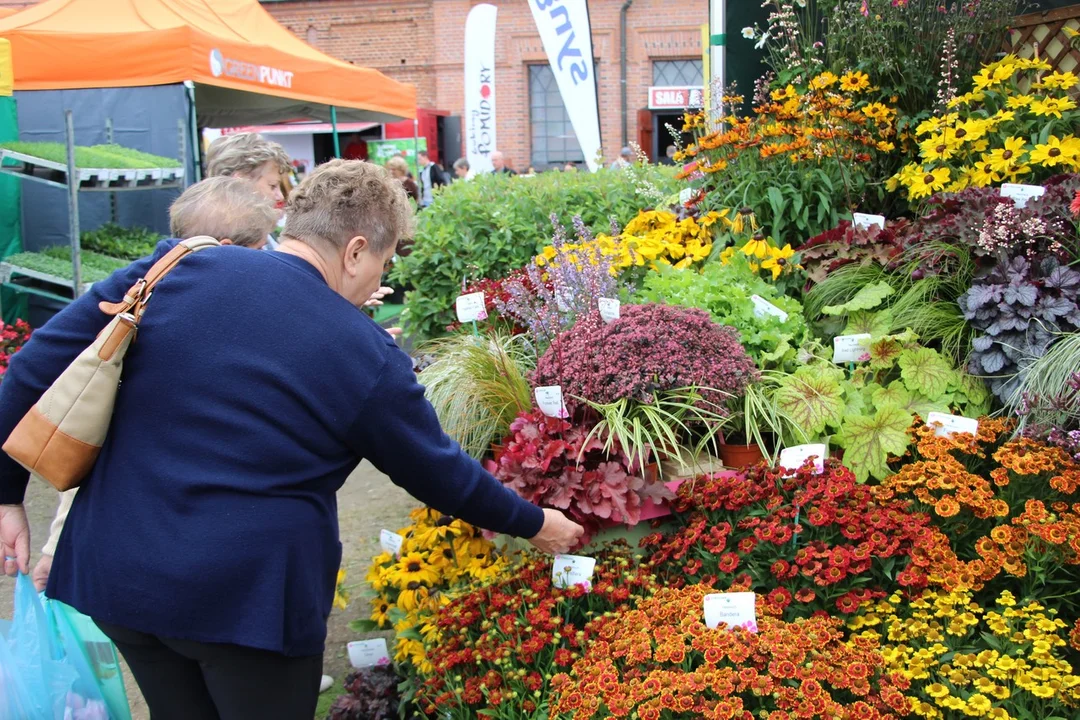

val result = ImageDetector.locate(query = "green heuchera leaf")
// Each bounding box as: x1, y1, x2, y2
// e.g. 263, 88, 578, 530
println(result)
844, 310, 893, 338
954, 372, 991, 416
822, 281, 894, 316
774, 367, 845, 436
872, 381, 910, 410
869, 338, 903, 370
899, 347, 956, 399
840, 405, 914, 483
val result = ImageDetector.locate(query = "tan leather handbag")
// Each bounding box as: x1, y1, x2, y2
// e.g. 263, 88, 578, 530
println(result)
2, 236, 219, 491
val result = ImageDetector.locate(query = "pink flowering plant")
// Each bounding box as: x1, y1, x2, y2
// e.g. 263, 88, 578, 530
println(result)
0, 319, 31, 384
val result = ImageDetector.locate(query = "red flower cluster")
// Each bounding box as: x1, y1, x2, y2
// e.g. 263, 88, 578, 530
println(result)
416, 544, 659, 718
0, 319, 31, 383
533, 304, 758, 408
800, 218, 908, 286
642, 460, 933, 618
550, 585, 911, 720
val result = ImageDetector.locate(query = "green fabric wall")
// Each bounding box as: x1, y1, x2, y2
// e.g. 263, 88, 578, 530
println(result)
0, 95, 25, 323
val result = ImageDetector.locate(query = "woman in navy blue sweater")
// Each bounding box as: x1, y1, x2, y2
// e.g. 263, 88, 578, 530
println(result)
0, 160, 583, 718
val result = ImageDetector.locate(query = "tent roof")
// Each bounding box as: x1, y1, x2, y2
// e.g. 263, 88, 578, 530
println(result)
0, 8, 16, 18
0, 0, 416, 124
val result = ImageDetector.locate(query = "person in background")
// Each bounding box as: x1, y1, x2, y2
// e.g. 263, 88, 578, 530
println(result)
524, 166, 538, 177
416, 150, 447, 209
0, 159, 585, 719
660, 145, 678, 166
343, 134, 368, 161
452, 157, 473, 180
386, 156, 420, 202
563, 161, 578, 173
490, 150, 516, 176
205, 132, 291, 249
609, 146, 634, 170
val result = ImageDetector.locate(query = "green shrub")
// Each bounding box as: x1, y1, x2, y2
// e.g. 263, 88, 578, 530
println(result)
390, 166, 679, 340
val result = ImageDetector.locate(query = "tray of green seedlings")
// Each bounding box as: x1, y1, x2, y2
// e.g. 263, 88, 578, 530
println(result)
1, 246, 128, 289
80, 223, 163, 261
0, 141, 184, 188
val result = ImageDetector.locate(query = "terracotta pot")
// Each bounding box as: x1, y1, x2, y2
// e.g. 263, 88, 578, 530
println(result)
718, 442, 765, 469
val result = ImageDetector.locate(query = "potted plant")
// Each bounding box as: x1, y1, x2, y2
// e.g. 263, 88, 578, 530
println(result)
716, 376, 800, 468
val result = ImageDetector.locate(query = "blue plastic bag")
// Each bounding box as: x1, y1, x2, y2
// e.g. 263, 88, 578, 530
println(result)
43, 599, 131, 720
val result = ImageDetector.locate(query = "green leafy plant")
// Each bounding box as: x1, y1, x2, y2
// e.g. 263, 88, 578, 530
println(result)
415, 331, 535, 459
720, 377, 806, 462
391, 167, 678, 340
636, 261, 809, 372
4, 248, 128, 283
80, 223, 163, 260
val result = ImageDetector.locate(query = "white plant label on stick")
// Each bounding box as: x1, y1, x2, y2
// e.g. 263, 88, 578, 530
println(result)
750, 294, 788, 322
779, 444, 827, 477
379, 529, 404, 557
704, 592, 758, 632
535, 386, 569, 419
832, 334, 872, 363
455, 292, 487, 323
552, 554, 596, 591
852, 213, 886, 231
347, 639, 391, 669
598, 298, 621, 323
1000, 183, 1045, 209
926, 412, 979, 439
679, 187, 693, 205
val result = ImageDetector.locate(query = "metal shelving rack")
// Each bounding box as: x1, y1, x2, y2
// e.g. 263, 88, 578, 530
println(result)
0, 110, 185, 312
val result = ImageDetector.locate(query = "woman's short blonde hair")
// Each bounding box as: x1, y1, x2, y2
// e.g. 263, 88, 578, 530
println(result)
169, 177, 278, 248
205, 133, 290, 179
283, 159, 413, 254
384, 156, 409, 177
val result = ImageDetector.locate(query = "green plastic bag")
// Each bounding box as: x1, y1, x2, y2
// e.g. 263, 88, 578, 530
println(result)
44, 598, 132, 720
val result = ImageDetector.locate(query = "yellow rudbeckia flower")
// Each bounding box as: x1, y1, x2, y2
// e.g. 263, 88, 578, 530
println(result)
761, 244, 795, 280
741, 234, 771, 260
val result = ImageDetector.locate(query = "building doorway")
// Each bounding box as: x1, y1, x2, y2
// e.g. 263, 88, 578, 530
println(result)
652, 112, 693, 161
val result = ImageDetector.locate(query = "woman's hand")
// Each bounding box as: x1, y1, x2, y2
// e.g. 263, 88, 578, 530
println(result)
364, 286, 394, 308
0, 504, 30, 576
32, 553, 53, 591
528, 509, 585, 555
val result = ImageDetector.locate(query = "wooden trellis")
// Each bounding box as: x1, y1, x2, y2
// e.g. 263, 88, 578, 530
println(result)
1004, 4, 1080, 76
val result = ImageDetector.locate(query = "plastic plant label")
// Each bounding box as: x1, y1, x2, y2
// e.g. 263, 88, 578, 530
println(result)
598, 298, 621, 323
704, 592, 758, 632
852, 212, 886, 231
379, 529, 404, 557
679, 187, 693, 205
347, 639, 391, 669
535, 386, 569, 418
455, 292, 487, 323
1000, 183, 1045, 209
779, 444, 827, 476
926, 412, 979, 438
832, 334, 872, 363
552, 554, 596, 591
750, 294, 788, 322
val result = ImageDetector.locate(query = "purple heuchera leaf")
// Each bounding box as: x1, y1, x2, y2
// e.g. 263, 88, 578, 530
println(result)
1003, 282, 1038, 307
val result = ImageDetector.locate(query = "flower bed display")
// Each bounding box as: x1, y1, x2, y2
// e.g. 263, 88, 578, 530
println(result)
0, 319, 31, 383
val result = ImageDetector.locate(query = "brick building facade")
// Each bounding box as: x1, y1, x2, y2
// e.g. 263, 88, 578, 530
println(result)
262, 0, 708, 169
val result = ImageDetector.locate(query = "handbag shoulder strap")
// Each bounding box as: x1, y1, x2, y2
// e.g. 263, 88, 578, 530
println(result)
98, 236, 220, 319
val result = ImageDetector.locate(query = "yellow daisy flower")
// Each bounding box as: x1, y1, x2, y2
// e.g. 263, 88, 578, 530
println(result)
771, 84, 797, 101
390, 552, 440, 587
839, 70, 870, 92
1006, 94, 1034, 109
809, 71, 838, 90
741, 234, 771, 260
760, 243, 795, 280
1037, 71, 1079, 91
983, 137, 1028, 174
1029, 135, 1080, 167
970, 161, 1002, 187
908, 167, 951, 200
1030, 96, 1077, 118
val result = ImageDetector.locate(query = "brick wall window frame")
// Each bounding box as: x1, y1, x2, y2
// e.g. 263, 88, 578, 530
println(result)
528, 64, 585, 169
652, 59, 704, 86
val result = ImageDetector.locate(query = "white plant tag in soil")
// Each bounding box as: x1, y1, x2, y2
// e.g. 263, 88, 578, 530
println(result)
552, 554, 596, 591
679, 187, 693, 205
852, 213, 886, 231
1000, 183, 1045, 209
704, 592, 757, 632
832, 334, 871, 363
455, 292, 487, 323
598, 298, 621, 323
779, 444, 827, 476
347, 639, 391, 669
535, 386, 569, 418
926, 412, 979, 439
750, 294, 788, 322
379, 529, 404, 556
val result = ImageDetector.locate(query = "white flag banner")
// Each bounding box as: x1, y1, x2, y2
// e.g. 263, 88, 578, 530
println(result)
529, 0, 602, 172
464, 4, 498, 174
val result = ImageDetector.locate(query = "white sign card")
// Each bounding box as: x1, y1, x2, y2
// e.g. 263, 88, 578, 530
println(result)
455, 292, 487, 323
379, 529, 404, 556
598, 298, 621, 323
552, 554, 596, 590
852, 213, 886, 231
779, 444, 827, 476
679, 187, 693, 205
750, 294, 788, 322
535, 386, 569, 419
347, 639, 391, 669
1000, 183, 1045, 209
925, 412, 979, 438
704, 592, 758, 632
832, 334, 872, 363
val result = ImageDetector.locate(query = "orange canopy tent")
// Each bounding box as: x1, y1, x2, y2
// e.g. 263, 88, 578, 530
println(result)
0, 0, 416, 124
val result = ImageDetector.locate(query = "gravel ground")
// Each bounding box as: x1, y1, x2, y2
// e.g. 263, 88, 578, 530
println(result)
0, 461, 419, 720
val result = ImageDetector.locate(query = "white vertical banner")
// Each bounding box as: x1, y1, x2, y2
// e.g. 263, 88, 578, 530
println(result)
464, 4, 498, 174
529, 0, 602, 172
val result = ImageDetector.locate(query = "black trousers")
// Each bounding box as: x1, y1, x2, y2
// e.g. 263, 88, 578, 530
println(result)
96, 621, 323, 720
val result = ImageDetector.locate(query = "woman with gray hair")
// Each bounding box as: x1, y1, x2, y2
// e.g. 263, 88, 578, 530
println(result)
0, 160, 583, 718
205, 132, 291, 248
